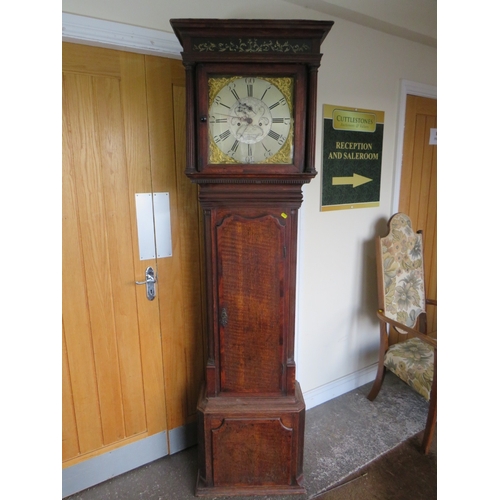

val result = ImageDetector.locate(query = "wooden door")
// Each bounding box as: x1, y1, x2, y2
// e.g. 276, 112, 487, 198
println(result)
63, 43, 204, 471
398, 94, 437, 335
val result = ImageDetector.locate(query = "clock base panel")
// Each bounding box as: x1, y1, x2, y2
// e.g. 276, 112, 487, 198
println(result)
195, 383, 306, 496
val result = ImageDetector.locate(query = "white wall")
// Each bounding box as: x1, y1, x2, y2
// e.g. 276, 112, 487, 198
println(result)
62, 0, 437, 404
297, 21, 436, 397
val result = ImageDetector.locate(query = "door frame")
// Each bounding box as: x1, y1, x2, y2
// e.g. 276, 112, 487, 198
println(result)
392, 79, 437, 213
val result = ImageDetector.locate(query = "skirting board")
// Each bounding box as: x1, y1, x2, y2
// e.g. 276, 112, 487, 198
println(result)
62, 422, 197, 498
62, 431, 168, 498
62, 368, 377, 497
303, 363, 378, 410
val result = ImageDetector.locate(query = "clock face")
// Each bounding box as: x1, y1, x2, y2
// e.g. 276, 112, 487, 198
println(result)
208, 76, 294, 164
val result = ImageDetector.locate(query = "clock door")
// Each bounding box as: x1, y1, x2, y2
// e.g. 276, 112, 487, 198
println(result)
215, 210, 289, 395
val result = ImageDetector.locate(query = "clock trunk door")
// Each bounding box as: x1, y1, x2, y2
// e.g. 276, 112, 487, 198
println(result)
215, 210, 288, 395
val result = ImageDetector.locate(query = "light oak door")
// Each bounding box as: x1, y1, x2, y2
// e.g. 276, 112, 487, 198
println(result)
398, 95, 437, 335
63, 43, 204, 469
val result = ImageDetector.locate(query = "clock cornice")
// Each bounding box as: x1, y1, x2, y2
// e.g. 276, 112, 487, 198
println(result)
170, 18, 333, 182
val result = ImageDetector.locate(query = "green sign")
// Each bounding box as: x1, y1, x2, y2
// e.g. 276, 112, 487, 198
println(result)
321, 104, 384, 211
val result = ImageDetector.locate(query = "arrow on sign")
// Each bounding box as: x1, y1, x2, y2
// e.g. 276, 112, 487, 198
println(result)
332, 173, 373, 188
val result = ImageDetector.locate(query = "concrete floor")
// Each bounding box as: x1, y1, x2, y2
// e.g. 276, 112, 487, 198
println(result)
65, 373, 435, 500
314, 429, 436, 499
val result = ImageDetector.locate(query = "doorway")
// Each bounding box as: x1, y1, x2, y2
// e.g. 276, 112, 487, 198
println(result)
62, 43, 205, 495
392, 82, 437, 342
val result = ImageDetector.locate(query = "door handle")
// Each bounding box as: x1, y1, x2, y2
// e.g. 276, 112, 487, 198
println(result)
135, 266, 157, 301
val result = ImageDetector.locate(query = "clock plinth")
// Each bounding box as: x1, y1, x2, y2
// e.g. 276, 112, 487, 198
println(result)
196, 383, 306, 496
170, 18, 333, 496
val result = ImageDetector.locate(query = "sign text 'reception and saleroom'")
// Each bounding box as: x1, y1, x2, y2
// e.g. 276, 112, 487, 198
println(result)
321, 105, 384, 211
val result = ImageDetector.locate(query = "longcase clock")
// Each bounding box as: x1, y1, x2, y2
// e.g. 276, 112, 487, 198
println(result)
170, 18, 333, 496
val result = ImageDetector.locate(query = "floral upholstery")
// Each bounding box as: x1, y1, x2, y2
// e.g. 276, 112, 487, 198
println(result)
369, 213, 437, 453
380, 213, 425, 331
384, 337, 434, 400
379, 213, 435, 401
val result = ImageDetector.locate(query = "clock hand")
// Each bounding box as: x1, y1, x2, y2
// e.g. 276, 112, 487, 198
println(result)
213, 112, 252, 124
236, 102, 254, 114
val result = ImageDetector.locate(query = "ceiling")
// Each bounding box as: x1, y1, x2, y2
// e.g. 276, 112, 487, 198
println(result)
282, 0, 437, 47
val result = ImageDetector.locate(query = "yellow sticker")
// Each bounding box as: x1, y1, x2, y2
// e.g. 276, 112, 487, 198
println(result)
281, 213, 288, 219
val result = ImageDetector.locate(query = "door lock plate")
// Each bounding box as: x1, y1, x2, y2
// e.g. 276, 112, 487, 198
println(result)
135, 266, 157, 301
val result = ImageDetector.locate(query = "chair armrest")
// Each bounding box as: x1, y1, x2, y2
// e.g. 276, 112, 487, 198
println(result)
377, 310, 437, 349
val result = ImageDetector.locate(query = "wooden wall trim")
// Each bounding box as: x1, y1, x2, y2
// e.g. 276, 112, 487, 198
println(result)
62, 13, 182, 58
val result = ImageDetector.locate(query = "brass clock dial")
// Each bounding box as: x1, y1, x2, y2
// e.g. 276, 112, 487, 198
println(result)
208, 76, 294, 164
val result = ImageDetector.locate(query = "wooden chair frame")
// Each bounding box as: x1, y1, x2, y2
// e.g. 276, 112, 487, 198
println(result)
367, 220, 437, 454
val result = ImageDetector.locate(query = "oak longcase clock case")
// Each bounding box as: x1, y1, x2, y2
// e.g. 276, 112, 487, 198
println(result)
170, 18, 333, 496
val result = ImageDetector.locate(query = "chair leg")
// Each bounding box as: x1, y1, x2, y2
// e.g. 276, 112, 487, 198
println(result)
421, 404, 436, 454
368, 326, 389, 401
367, 361, 386, 401
421, 353, 437, 454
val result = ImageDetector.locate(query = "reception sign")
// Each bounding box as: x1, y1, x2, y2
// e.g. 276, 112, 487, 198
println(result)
321, 104, 384, 211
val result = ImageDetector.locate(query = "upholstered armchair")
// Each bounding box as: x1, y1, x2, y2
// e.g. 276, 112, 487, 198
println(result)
367, 213, 437, 454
